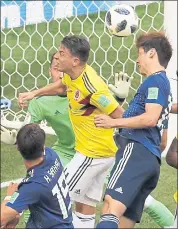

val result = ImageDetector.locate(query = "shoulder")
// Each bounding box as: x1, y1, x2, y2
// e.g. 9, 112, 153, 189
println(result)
45, 146, 59, 154
45, 147, 62, 166
30, 96, 64, 107
84, 65, 108, 92
18, 178, 44, 194
29, 97, 46, 107
144, 71, 170, 88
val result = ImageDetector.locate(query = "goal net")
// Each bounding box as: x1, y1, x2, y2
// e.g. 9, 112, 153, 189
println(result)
1, 1, 177, 137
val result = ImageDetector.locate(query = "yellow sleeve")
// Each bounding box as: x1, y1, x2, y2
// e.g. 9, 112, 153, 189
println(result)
174, 192, 177, 203
90, 90, 119, 115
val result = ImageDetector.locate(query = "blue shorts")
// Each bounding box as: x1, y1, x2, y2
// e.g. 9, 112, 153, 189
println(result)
106, 136, 160, 223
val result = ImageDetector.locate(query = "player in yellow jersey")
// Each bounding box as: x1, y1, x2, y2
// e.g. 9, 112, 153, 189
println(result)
18, 35, 124, 228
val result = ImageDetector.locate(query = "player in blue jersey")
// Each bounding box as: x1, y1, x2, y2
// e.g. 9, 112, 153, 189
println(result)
0, 123, 74, 229
95, 32, 173, 228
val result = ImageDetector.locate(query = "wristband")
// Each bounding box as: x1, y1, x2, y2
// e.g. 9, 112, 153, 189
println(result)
115, 96, 125, 103
4, 195, 11, 201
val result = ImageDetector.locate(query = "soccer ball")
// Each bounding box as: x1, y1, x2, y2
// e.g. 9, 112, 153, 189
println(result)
105, 4, 139, 37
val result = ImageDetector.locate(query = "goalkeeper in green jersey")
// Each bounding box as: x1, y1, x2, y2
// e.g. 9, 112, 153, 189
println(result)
27, 95, 75, 167
1, 53, 174, 228
26, 54, 75, 166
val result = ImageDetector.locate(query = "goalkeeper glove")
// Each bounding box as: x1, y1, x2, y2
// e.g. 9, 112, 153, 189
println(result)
108, 72, 133, 100
1, 125, 17, 145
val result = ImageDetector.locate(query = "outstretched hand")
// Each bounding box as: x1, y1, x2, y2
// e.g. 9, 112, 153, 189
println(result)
94, 114, 115, 129
0, 125, 17, 145
108, 72, 133, 99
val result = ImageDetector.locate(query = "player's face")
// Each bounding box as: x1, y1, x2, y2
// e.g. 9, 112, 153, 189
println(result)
56, 45, 74, 73
49, 53, 63, 82
52, 53, 59, 67
136, 47, 149, 76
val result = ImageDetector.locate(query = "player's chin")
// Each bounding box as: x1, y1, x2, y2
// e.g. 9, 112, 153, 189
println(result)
57, 64, 65, 72
138, 67, 145, 76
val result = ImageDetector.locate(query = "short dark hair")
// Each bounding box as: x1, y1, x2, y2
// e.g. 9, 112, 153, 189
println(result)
136, 32, 172, 68
61, 35, 90, 63
16, 123, 46, 160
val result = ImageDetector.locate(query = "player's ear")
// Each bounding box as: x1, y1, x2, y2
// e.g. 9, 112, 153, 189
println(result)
147, 48, 156, 58
72, 57, 80, 67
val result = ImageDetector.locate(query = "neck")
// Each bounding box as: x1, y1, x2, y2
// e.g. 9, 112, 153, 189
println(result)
25, 156, 44, 170
68, 64, 86, 80
146, 63, 165, 76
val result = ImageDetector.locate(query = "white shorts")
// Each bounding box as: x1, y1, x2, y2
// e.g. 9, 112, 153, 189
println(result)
64, 152, 115, 207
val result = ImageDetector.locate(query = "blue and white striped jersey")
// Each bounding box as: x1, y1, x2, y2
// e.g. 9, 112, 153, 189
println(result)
120, 71, 172, 159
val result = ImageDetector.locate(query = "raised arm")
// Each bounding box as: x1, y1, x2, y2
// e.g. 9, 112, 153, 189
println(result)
18, 79, 66, 108
94, 103, 162, 129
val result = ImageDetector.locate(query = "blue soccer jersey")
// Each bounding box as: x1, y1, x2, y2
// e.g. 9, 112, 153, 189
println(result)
120, 71, 172, 159
6, 147, 74, 229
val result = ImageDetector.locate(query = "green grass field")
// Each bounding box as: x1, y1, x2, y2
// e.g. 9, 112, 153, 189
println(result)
1, 1, 177, 228
1, 139, 177, 228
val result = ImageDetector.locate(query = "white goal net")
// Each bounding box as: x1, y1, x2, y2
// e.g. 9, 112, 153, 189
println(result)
1, 1, 177, 137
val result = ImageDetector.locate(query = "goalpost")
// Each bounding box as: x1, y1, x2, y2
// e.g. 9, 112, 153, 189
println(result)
1, 1, 177, 145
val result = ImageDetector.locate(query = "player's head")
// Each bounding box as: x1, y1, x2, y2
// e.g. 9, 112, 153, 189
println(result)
57, 35, 90, 73
136, 32, 172, 76
16, 123, 46, 161
49, 52, 63, 82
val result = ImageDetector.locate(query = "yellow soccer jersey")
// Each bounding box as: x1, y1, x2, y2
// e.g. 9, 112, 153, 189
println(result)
174, 192, 177, 203
173, 135, 177, 203
62, 64, 119, 158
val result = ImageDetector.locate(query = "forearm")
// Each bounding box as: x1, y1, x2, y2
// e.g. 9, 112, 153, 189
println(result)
109, 105, 124, 119
111, 113, 156, 129
1, 201, 18, 227
33, 79, 66, 97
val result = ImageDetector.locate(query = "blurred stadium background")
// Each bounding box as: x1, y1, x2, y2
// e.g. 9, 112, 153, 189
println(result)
1, 1, 177, 228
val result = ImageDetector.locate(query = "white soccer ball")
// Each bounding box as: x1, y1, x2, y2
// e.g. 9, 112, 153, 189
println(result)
105, 4, 139, 37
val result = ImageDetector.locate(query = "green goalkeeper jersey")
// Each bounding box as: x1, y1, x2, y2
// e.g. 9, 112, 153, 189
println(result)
28, 95, 76, 163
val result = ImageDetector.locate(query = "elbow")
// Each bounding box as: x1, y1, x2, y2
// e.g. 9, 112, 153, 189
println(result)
145, 119, 158, 128
1, 216, 7, 228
